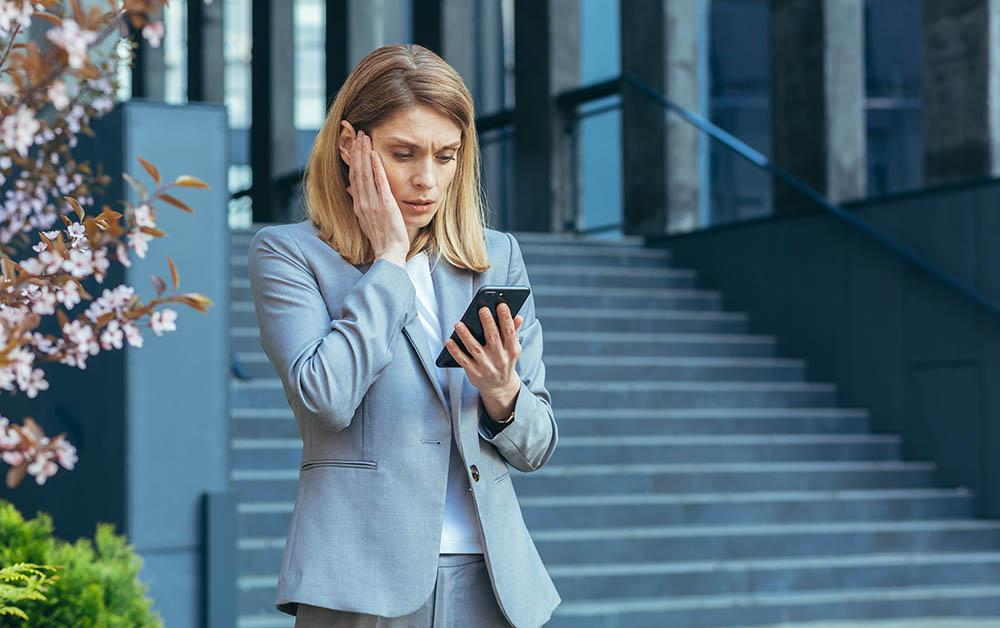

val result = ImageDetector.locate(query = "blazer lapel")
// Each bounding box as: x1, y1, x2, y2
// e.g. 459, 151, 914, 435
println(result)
430, 253, 474, 429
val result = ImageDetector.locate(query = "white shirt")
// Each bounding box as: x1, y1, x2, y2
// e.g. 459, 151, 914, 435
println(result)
404, 251, 486, 555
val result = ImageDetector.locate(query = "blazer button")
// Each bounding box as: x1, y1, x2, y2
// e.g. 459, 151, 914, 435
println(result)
470, 465, 480, 482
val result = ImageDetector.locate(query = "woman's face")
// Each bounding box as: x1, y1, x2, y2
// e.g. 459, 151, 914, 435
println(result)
340, 105, 463, 244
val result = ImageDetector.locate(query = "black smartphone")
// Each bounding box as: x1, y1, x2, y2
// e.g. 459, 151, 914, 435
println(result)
435, 285, 531, 368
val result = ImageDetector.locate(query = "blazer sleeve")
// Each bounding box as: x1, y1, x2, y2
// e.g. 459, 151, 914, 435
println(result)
477, 232, 559, 473
247, 226, 416, 432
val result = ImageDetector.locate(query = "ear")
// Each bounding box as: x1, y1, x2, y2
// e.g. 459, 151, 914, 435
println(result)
338, 120, 357, 167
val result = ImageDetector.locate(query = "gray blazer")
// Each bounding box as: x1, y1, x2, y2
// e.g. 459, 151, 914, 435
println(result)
247, 220, 561, 628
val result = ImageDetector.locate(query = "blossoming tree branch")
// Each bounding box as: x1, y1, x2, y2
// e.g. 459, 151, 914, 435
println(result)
0, 0, 214, 488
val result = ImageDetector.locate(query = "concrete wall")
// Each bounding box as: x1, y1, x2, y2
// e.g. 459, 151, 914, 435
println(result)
649, 178, 1000, 518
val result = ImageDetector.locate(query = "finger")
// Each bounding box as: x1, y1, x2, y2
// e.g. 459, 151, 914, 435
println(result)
454, 322, 485, 362
357, 132, 375, 215
371, 150, 394, 206
514, 314, 524, 330
496, 304, 517, 351
480, 306, 502, 352
445, 338, 471, 368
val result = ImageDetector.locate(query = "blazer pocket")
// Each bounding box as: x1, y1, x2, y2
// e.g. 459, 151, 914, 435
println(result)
301, 459, 377, 471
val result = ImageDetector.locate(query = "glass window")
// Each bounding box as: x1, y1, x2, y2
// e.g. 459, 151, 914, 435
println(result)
294, 0, 326, 130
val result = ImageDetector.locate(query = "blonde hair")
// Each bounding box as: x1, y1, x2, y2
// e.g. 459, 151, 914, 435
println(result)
302, 44, 490, 272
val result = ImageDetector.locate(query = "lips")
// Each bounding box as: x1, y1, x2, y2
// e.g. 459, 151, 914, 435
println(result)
402, 199, 435, 213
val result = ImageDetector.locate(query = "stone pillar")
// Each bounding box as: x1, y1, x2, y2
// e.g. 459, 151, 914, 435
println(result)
621, 0, 702, 235
769, 0, 866, 213
922, 0, 1000, 185
187, 0, 225, 103
513, 0, 579, 232
250, 0, 296, 223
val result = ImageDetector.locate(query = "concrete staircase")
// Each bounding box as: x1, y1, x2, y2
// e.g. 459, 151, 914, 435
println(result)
228, 226, 1000, 628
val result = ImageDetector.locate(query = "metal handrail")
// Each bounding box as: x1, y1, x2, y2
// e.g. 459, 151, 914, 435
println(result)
555, 73, 1000, 319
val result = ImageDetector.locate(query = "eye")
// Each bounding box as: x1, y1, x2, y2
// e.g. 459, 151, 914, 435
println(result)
437, 155, 456, 163
392, 152, 412, 160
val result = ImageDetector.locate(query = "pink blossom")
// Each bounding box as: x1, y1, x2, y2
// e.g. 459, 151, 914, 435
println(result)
141, 21, 165, 48
99, 318, 123, 350
62, 319, 99, 357
46, 19, 98, 69
2, 449, 24, 466
127, 229, 152, 258
62, 247, 93, 278
150, 308, 177, 336
67, 221, 86, 242
0, 416, 21, 449
116, 242, 132, 268
134, 204, 155, 228
47, 79, 70, 110
27, 453, 58, 485
29, 285, 56, 314
18, 367, 48, 398
92, 247, 109, 282
1, 106, 40, 157
123, 321, 143, 348
56, 281, 81, 309
0, 1, 34, 39
55, 440, 77, 470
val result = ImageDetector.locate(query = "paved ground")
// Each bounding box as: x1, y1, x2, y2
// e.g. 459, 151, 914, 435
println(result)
742, 619, 1000, 628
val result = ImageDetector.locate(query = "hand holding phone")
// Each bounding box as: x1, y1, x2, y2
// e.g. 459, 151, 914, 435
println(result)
435, 285, 530, 368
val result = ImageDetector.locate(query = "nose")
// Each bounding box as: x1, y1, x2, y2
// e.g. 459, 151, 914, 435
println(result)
411, 156, 436, 190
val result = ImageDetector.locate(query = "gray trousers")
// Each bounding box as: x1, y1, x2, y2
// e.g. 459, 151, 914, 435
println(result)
293, 553, 514, 627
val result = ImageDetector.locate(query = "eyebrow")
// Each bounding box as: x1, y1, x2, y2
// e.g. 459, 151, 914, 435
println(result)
382, 135, 462, 150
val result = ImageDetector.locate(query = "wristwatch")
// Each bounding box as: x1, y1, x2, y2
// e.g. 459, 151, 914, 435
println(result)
494, 409, 515, 426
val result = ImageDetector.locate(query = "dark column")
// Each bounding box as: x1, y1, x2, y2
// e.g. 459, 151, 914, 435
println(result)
922, 0, 1000, 185
412, 0, 442, 55
187, 0, 225, 103
621, 0, 703, 234
769, 0, 867, 213
326, 0, 349, 108
513, 0, 579, 232
251, 0, 297, 223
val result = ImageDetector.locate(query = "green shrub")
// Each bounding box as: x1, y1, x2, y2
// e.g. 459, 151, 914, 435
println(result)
0, 500, 163, 627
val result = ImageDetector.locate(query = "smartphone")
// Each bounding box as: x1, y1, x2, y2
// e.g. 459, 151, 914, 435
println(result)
435, 285, 531, 368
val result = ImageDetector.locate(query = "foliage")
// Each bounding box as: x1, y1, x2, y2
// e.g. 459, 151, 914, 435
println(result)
0, 499, 162, 627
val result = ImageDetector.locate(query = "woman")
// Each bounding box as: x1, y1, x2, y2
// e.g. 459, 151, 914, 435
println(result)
247, 44, 561, 627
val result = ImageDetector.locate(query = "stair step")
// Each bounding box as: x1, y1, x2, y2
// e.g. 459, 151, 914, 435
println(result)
230, 406, 871, 438
234, 489, 974, 537
543, 583, 1000, 628
548, 380, 837, 408
517, 488, 973, 529
228, 328, 780, 358
509, 461, 935, 495
228, 303, 751, 334
546, 552, 1000, 599
530, 519, 1000, 564
229, 462, 938, 501
232, 352, 804, 381
230, 378, 838, 411
544, 433, 901, 465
